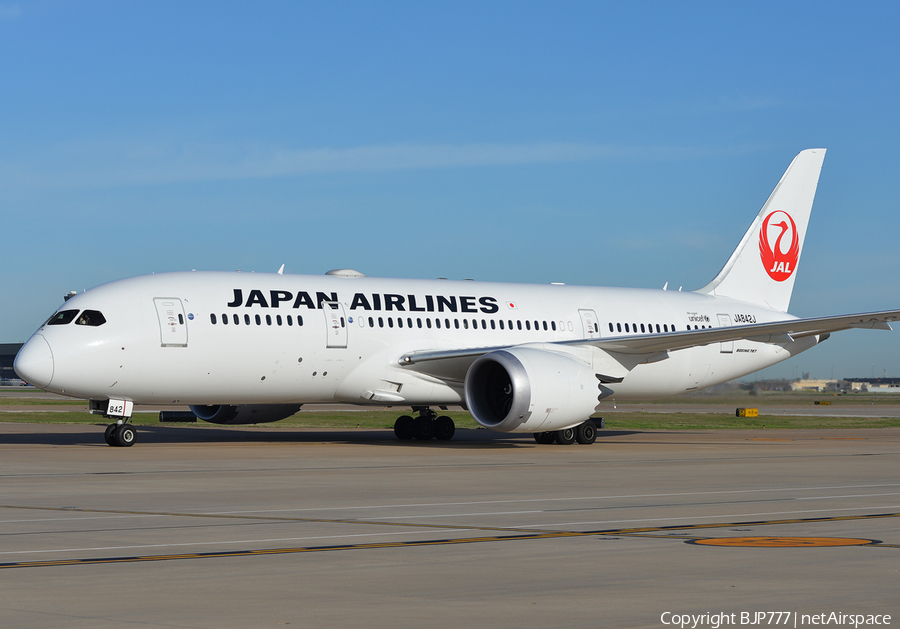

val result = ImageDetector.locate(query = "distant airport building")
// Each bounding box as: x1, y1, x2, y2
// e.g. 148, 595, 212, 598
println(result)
842, 377, 900, 393
790, 379, 836, 392
1, 343, 24, 384
791, 377, 900, 393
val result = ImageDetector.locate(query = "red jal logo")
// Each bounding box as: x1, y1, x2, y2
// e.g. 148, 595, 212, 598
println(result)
759, 211, 799, 282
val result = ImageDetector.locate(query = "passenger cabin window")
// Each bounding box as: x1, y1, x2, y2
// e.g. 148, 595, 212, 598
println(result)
47, 310, 79, 325
75, 310, 106, 327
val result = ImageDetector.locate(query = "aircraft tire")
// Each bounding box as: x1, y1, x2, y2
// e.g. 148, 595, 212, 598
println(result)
575, 421, 597, 445
104, 424, 118, 447
413, 417, 435, 440
554, 428, 576, 445
434, 416, 455, 441
533, 432, 555, 444
114, 424, 136, 447
394, 416, 415, 440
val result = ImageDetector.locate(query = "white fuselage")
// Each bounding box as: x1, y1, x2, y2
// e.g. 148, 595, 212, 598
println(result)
24, 271, 809, 407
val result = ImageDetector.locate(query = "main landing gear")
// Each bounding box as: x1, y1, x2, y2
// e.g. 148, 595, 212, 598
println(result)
533, 419, 600, 445
394, 407, 456, 441
104, 421, 136, 447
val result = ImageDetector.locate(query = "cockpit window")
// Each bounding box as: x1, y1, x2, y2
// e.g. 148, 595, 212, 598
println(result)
75, 310, 107, 327
46, 310, 80, 325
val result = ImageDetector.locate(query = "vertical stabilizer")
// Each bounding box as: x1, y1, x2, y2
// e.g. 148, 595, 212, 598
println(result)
696, 149, 826, 312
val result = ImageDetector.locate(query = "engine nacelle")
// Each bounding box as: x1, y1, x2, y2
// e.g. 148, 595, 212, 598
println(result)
189, 404, 302, 425
464, 347, 599, 433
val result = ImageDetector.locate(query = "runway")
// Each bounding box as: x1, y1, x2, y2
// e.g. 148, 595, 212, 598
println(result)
1, 424, 898, 628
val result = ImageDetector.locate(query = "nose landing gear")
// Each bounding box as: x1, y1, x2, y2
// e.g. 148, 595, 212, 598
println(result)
104, 421, 136, 447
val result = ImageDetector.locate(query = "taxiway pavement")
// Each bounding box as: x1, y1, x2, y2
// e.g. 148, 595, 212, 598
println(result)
0, 424, 898, 628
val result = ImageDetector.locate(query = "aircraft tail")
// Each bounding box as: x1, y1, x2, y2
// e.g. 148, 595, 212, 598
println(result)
696, 148, 826, 312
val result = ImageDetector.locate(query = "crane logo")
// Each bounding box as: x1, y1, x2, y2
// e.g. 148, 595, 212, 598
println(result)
759, 210, 799, 282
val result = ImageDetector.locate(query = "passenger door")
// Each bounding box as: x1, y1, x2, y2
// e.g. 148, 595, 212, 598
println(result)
717, 314, 733, 353
578, 309, 600, 339
154, 298, 188, 347
323, 302, 348, 348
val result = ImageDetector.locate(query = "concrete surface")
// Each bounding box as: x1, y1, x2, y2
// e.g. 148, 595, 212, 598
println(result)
0, 424, 898, 628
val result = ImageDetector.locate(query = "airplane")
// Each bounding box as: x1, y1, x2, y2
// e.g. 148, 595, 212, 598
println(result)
13, 149, 900, 447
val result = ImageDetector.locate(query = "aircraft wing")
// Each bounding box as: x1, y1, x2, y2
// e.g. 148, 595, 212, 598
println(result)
399, 309, 900, 379
573, 308, 900, 355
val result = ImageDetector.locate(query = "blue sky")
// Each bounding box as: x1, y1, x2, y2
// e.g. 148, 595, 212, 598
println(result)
2, 1, 899, 380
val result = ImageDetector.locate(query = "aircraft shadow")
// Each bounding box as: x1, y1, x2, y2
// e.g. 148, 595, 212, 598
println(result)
0, 424, 641, 448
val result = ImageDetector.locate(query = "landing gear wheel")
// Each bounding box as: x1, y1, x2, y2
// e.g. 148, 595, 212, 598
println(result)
104, 424, 117, 446
394, 415, 415, 440
414, 417, 435, 440
533, 432, 555, 444
554, 427, 576, 445
575, 421, 597, 445
114, 424, 136, 447
434, 416, 455, 441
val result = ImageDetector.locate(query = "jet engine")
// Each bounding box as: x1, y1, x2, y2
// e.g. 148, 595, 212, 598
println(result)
464, 347, 600, 433
189, 404, 303, 425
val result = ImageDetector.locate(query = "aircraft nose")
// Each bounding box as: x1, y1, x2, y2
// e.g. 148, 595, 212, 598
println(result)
14, 334, 55, 388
